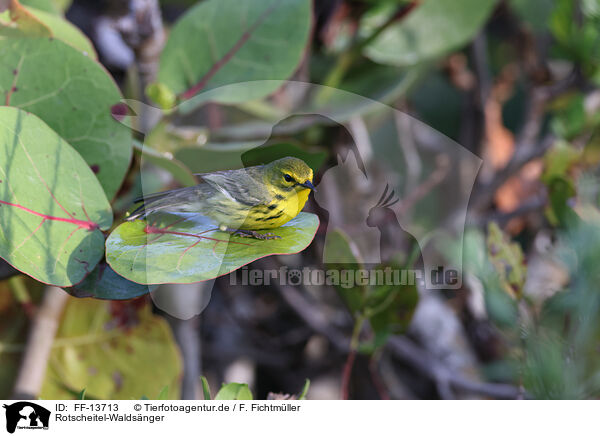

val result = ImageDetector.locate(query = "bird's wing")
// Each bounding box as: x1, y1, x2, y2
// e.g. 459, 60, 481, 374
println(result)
132, 184, 213, 205
128, 183, 216, 220
127, 167, 270, 221
198, 167, 271, 207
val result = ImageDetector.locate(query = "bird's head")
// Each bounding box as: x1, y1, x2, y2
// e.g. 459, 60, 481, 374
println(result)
265, 157, 315, 194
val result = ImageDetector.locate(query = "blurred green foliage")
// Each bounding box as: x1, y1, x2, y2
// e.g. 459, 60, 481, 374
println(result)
1, 0, 600, 400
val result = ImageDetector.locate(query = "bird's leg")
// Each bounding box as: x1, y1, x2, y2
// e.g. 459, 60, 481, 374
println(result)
225, 228, 281, 240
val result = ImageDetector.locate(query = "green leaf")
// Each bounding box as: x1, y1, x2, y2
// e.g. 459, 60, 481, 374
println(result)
323, 229, 366, 314
545, 176, 579, 228
200, 375, 212, 400
134, 140, 197, 187
174, 146, 261, 174
241, 143, 328, 176
484, 283, 519, 327
25, 6, 97, 57
460, 227, 519, 327
170, 140, 326, 180
20, 0, 60, 14
77, 388, 86, 400
509, 0, 555, 31
106, 212, 319, 284
486, 222, 527, 298
53, 0, 71, 13
214, 382, 253, 400
0, 37, 132, 199
0, 1, 51, 37
550, 0, 575, 45
0, 4, 94, 56
551, 94, 586, 139
364, 0, 498, 67
523, 333, 572, 399
550, 0, 600, 69
8, 276, 31, 305
65, 262, 156, 300
145, 82, 176, 110
297, 378, 310, 400
0, 107, 112, 286
143, 120, 262, 171
21, 0, 72, 14
364, 279, 419, 349
40, 298, 182, 400
541, 140, 581, 184
157, 386, 169, 400
156, 0, 311, 106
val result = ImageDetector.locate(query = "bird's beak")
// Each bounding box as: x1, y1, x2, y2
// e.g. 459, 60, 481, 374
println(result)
300, 180, 317, 192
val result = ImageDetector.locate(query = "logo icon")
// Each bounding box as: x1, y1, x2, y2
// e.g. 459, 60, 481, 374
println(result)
3, 402, 50, 434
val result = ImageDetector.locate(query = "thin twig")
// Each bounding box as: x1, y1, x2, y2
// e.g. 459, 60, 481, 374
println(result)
269, 260, 524, 399
471, 69, 578, 212
12, 286, 69, 399
394, 109, 422, 193
386, 336, 524, 399
368, 356, 391, 400
318, 1, 419, 99
397, 154, 450, 216
472, 31, 492, 111
340, 350, 355, 400
276, 279, 350, 351
471, 133, 554, 211
469, 194, 547, 227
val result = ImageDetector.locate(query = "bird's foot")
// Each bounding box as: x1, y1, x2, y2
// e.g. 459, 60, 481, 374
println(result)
228, 228, 281, 240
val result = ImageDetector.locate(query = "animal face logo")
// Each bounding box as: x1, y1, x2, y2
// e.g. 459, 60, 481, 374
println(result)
366, 185, 399, 228
3, 402, 50, 434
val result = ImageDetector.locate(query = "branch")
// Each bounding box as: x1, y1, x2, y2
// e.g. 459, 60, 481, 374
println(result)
12, 286, 69, 399
340, 350, 356, 400
167, 316, 201, 400
275, 278, 350, 351
470, 69, 578, 212
469, 194, 547, 227
397, 154, 450, 216
266, 258, 523, 399
318, 1, 419, 100
471, 133, 554, 211
386, 336, 525, 399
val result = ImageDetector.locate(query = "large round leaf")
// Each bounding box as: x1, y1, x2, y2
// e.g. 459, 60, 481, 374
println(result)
157, 0, 311, 105
0, 37, 131, 199
26, 6, 97, 57
0, 3, 96, 57
106, 212, 319, 284
364, 0, 498, 67
20, 0, 72, 15
0, 107, 112, 286
65, 263, 156, 300
40, 298, 182, 400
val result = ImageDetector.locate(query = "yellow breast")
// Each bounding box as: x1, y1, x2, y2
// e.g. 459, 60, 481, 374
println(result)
292, 188, 310, 215
242, 187, 311, 230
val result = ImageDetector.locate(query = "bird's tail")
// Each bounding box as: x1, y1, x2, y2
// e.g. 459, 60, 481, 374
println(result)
127, 187, 196, 220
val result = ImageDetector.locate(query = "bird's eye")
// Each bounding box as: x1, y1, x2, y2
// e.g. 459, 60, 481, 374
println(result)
284, 174, 293, 182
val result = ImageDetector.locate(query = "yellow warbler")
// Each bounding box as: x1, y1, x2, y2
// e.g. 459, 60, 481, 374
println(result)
128, 157, 316, 239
